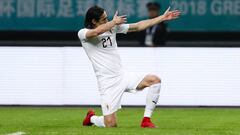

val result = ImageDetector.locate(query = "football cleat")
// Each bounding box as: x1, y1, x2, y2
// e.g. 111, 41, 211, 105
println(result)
82, 109, 95, 126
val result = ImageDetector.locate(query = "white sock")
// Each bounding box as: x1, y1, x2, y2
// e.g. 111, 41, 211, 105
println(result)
144, 83, 161, 118
90, 116, 105, 127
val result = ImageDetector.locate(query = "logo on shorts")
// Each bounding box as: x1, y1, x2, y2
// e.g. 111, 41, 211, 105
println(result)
152, 101, 157, 104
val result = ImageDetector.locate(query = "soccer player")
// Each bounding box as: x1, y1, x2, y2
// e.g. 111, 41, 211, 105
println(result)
78, 5, 180, 128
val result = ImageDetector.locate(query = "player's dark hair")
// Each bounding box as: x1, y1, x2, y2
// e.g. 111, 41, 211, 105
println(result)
84, 6, 105, 29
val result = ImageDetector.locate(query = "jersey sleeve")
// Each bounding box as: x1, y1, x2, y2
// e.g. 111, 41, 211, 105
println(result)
78, 28, 89, 41
115, 24, 129, 34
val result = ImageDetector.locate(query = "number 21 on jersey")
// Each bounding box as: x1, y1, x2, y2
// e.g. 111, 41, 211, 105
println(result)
102, 36, 112, 48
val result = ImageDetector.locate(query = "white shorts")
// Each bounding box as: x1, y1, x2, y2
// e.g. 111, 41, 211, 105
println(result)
98, 72, 147, 116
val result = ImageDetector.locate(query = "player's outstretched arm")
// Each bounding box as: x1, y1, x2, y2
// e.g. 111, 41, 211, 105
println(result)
128, 7, 180, 33
85, 11, 127, 39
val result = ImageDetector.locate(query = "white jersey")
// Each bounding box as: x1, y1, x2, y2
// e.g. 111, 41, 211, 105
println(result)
78, 24, 129, 80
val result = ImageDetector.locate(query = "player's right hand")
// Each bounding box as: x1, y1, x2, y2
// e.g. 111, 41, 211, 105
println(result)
113, 11, 127, 25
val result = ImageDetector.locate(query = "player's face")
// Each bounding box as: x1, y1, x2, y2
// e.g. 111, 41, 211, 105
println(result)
95, 11, 108, 27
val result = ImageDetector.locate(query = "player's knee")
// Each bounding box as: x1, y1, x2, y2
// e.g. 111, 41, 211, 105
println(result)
105, 118, 117, 127
147, 74, 161, 85
154, 76, 161, 84
105, 120, 117, 127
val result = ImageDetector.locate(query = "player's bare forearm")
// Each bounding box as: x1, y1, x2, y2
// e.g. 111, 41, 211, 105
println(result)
128, 7, 180, 33
129, 16, 165, 32
95, 21, 117, 35
85, 21, 117, 38
86, 11, 126, 38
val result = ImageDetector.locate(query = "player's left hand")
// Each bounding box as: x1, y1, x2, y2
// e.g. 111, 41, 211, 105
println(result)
113, 11, 127, 25
162, 7, 181, 21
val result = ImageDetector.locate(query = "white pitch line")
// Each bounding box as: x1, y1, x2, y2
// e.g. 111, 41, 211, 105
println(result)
5, 132, 26, 135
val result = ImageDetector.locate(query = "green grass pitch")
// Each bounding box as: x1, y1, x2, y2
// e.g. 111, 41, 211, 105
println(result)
0, 107, 240, 135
